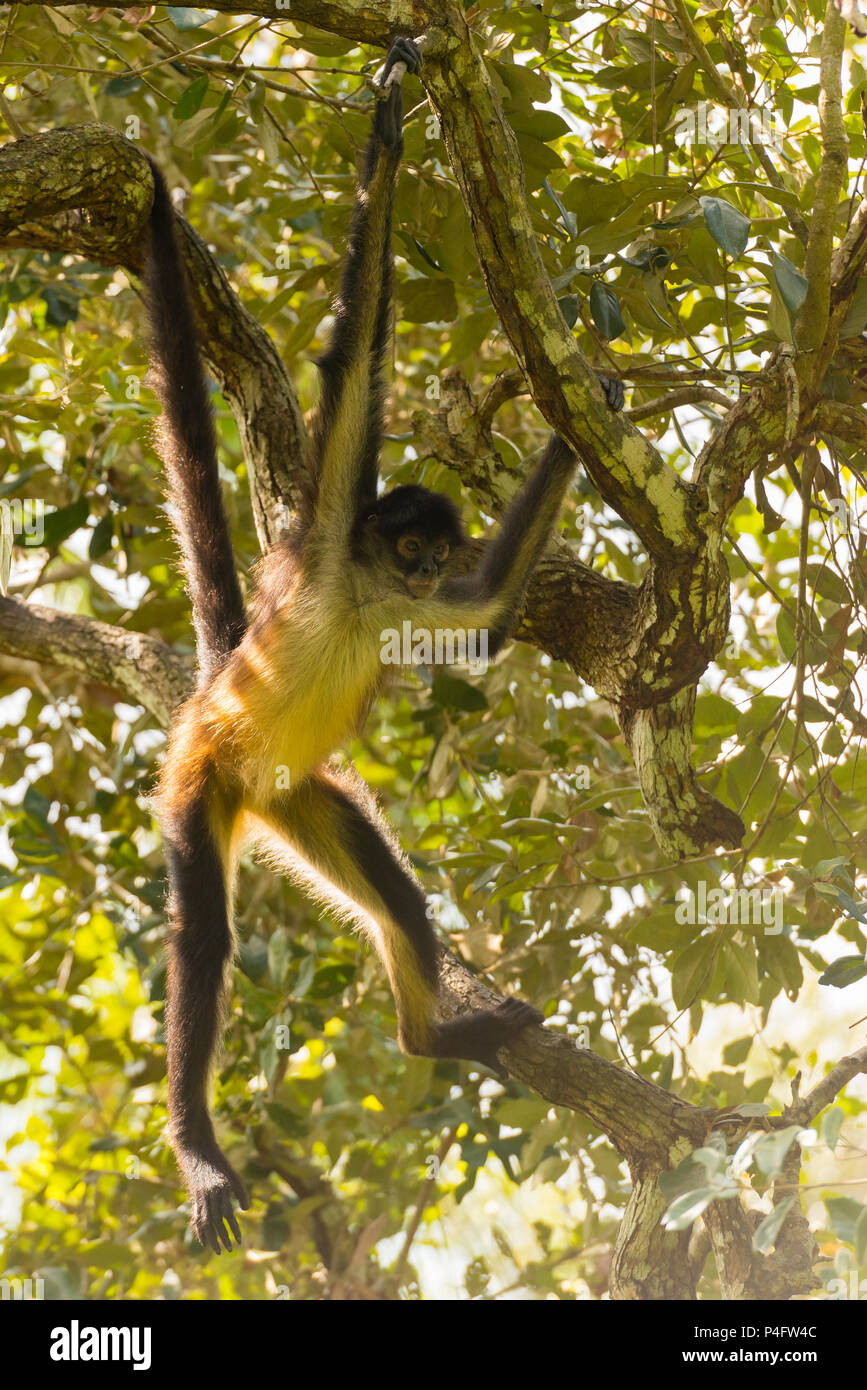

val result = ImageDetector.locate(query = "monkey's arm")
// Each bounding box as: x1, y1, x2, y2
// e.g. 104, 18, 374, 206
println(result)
144, 159, 247, 682
310, 38, 421, 540
434, 435, 578, 655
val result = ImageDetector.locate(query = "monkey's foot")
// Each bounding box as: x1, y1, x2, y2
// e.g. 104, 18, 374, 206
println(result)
381, 36, 423, 84
597, 373, 625, 411
433, 998, 544, 1080
376, 37, 423, 146
180, 1145, 250, 1255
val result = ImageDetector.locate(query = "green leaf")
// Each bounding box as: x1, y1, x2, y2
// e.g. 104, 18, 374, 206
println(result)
510, 110, 570, 142
430, 672, 488, 712
825, 1196, 864, 1244
840, 276, 867, 338
662, 1186, 731, 1231
771, 253, 808, 314
736, 696, 780, 736
238, 937, 268, 981
246, 77, 266, 126
620, 246, 671, 272
490, 59, 551, 106
836, 890, 867, 923
173, 74, 210, 121
267, 928, 291, 986
42, 497, 88, 549
724, 940, 759, 1005
309, 962, 355, 999
818, 955, 867, 988
722, 1036, 752, 1066
776, 609, 797, 661
822, 1107, 845, 1150
292, 955, 316, 999
759, 935, 803, 994
694, 693, 739, 738
799, 695, 832, 724
806, 563, 849, 604
596, 60, 676, 90
752, 1196, 796, 1254
671, 935, 718, 1010
399, 277, 458, 323
167, 7, 216, 29
558, 294, 580, 328
699, 196, 751, 258
88, 514, 113, 560
40, 286, 80, 327
104, 75, 143, 98
752, 1125, 802, 1179
514, 133, 564, 186
589, 281, 625, 339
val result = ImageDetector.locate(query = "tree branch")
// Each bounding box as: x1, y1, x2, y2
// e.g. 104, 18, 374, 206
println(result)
0, 123, 307, 549
0, 595, 191, 724
795, 3, 848, 355
418, 10, 697, 561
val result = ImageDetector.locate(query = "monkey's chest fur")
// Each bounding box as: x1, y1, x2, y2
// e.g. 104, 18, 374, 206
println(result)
202, 570, 389, 803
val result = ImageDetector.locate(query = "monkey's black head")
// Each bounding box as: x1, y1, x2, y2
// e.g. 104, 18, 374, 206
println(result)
358, 484, 467, 599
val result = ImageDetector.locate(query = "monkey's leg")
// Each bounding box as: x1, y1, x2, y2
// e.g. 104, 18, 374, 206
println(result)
251, 771, 542, 1078
160, 747, 248, 1253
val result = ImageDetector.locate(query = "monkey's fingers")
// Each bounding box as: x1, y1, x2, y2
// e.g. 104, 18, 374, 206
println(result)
191, 1194, 238, 1254
189, 1171, 248, 1254
380, 36, 422, 89
218, 1189, 244, 1248
190, 1192, 222, 1255
597, 373, 625, 412
231, 1170, 251, 1210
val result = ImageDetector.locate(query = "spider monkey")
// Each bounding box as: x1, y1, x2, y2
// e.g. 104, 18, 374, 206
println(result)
143, 37, 622, 1253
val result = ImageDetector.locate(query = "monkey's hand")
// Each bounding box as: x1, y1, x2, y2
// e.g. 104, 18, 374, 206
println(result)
375, 37, 422, 147
433, 998, 544, 1080
178, 1142, 250, 1255
597, 373, 625, 411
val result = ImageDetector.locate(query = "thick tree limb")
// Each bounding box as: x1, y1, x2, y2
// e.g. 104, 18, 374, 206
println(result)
6, 0, 425, 44
0, 595, 191, 724
0, 123, 306, 549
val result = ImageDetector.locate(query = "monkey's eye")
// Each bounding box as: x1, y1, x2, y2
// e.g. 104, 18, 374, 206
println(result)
397, 535, 421, 558
433, 542, 449, 561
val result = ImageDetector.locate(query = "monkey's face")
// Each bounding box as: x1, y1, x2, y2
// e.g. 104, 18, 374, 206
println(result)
357, 483, 467, 600
394, 531, 451, 598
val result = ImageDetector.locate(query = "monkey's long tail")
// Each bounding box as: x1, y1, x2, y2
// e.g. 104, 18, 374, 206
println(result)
143, 157, 247, 684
